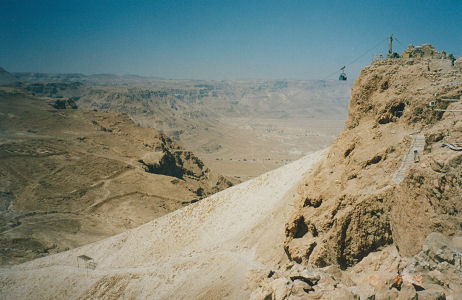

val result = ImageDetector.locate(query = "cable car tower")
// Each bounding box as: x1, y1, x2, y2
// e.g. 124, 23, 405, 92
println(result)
388, 35, 393, 57
387, 35, 400, 58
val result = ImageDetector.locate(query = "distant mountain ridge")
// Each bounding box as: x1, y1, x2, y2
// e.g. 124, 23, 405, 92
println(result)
13, 72, 166, 86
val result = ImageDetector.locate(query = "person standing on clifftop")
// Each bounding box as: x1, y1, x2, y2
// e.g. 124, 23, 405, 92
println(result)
448, 54, 456, 66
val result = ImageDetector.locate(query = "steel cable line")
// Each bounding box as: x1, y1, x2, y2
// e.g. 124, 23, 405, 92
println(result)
323, 37, 389, 80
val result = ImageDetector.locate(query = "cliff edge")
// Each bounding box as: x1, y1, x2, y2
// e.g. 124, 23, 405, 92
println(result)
257, 46, 462, 299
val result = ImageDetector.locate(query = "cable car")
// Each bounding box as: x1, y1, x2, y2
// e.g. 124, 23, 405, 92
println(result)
339, 66, 347, 81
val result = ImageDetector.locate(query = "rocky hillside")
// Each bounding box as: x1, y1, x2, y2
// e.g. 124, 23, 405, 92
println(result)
0, 87, 232, 265
258, 48, 462, 298
0, 67, 18, 86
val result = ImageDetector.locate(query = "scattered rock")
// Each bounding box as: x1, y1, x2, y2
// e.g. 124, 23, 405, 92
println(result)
417, 289, 446, 300
397, 284, 417, 300
270, 278, 291, 300
329, 287, 359, 300
291, 279, 312, 296
375, 288, 399, 300
289, 269, 320, 286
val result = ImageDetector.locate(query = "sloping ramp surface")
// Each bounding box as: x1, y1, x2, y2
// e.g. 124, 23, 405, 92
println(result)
0, 150, 326, 300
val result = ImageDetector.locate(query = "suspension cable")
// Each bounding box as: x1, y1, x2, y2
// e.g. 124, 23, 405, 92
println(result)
323, 37, 389, 80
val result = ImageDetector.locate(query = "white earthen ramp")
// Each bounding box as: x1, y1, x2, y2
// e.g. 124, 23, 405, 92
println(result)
0, 150, 327, 300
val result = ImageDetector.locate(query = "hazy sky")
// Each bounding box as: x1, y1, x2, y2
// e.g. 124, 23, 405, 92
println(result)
1, 0, 461, 79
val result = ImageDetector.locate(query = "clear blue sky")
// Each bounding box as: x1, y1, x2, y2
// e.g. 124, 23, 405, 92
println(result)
1, 0, 460, 79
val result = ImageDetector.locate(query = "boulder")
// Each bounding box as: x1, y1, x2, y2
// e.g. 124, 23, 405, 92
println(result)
290, 279, 312, 296
417, 289, 446, 300
454, 57, 462, 71
397, 284, 417, 300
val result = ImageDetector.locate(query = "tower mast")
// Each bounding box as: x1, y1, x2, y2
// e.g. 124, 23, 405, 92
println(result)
388, 35, 393, 57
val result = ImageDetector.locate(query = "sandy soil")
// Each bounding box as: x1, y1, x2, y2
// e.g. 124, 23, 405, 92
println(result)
0, 150, 326, 299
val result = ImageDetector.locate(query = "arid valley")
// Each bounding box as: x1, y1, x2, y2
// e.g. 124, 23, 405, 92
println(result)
1, 1, 461, 299
18, 74, 351, 180
0, 67, 351, 266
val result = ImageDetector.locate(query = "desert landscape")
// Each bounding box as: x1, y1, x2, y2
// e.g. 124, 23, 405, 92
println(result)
16, 75, 351, 180
1, 1, 462, 299
1, 45, 462, 299
0, 67, 349, 265
0, 81, 234, 265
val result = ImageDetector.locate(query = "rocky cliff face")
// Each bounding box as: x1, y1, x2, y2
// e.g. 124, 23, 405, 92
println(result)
254, 48, 462, 298
285, 55, 462, 267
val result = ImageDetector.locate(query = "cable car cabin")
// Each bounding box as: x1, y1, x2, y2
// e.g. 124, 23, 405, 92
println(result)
338, 66, 347, 81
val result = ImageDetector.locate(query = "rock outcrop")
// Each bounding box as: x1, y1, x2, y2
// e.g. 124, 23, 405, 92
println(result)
276, 46, 462, 298
285, 50, 462, 267
51, 98, 78, 109
402, 44, 454, 60
252, 232, 462, 299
